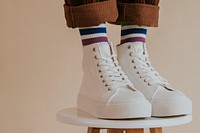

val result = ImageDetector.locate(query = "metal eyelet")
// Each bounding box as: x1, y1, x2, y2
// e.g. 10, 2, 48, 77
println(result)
97, 63, 100, 67
102, 80, 105, 83
134, 66, 137, 69
129, 52, 133, 57
100, 75, 103, 78
122, 78, 125, 80
136, 71, 140, 74
105, 84, 108, 87
94, 56, 97, 59
99, 70, 102, 73
132, 59, 135, 63
128, 45, 131, 49
108, 88, 112, 91
148, 83, 151, 86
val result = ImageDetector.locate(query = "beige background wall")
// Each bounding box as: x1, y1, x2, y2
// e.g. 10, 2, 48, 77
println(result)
0, 0, 199, 133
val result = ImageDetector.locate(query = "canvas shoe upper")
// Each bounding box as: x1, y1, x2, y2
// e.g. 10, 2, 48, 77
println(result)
77, 42, 151, 119
117, 42, 192, 117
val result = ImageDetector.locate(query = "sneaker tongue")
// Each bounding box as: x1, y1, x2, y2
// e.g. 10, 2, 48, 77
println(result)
97, 42, 112, 58
131, 42, 145, 56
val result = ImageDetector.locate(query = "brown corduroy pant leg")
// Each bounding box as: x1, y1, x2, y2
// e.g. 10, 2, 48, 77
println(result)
63, 0, 118, 28
63, 0, 160, 28
115, 0, 160, 27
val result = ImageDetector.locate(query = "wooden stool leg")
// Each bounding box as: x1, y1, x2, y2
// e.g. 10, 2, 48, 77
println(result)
87, 127, 100, 133
126, 128, 144, 133
150, 128, 162, 133
107, 128, 144, 133
107, 129, 124, 133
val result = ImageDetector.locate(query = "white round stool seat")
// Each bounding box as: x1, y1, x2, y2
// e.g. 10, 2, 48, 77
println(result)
56, 107, 192, 128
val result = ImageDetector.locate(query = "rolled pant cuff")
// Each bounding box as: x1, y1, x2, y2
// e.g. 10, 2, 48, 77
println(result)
113, 3, 160, 27
64, 0, 118, 28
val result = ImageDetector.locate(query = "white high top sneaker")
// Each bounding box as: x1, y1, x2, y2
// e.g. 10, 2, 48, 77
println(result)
117, 42, 192, 117
78, 42, 151, 119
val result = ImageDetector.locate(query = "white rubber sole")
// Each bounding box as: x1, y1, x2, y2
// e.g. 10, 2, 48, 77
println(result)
77, 95, 152, 119
151, 98, 192, 117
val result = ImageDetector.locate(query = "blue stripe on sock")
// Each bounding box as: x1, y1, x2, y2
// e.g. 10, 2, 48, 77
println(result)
121, 28, 147, 36
79, 28, 107, 35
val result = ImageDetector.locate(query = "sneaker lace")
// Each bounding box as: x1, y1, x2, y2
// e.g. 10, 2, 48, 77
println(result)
96, 53, 133, 90
130, 52, 169, 86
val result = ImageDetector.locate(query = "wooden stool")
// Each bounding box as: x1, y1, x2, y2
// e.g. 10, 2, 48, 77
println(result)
56, 107, 192, 133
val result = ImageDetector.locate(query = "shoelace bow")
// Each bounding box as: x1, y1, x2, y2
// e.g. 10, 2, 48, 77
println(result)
96, 53, 132, 90
130, 52, 169, 86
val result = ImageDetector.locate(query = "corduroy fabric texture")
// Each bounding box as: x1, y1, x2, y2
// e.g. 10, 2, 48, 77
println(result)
118, 0, 159, 5
64, 0, 118, 28
64, 0, 160, 28
64, 0, 108, 6
113, 3, 159, 27
114, 0, 160, 27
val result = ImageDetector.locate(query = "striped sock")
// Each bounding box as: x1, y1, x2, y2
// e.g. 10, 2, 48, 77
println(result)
120, 25, 147, 44
79, 23, 108, 46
